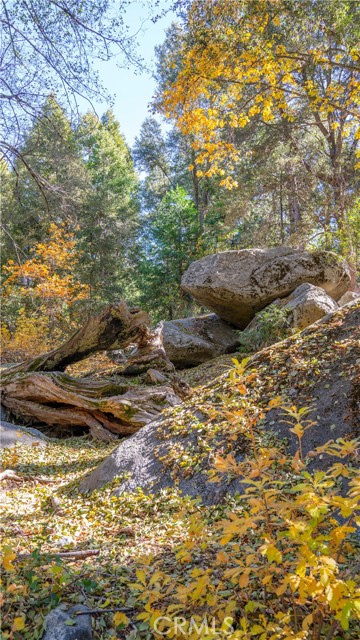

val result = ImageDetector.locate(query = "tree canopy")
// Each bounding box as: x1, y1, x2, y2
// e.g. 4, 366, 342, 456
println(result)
0, 0, 141, 174
158, 0, 360, 189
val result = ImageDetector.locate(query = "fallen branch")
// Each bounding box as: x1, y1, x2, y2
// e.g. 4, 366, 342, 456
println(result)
0, 469, 22, 482
0, 469, 56, 484
76, 606, 134, 616
17, 549, 100, 561
49, 549, 100, 560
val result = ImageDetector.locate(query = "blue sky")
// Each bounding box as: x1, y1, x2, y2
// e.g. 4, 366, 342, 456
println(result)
89, 1, 175, 147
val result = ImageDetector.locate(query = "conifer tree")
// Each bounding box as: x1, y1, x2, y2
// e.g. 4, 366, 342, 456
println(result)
78, 110, 139, 305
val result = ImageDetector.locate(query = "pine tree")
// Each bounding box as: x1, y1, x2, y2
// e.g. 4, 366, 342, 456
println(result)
78, 110, 139, 305
135, 186, 200, 321
3, 96, 89, 253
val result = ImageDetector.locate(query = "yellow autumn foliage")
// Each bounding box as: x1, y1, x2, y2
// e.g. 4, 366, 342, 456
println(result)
1, 224, 89, 361
158, 0, 360, 186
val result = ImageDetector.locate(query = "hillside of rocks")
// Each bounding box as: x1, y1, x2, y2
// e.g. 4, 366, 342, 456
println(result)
80, 300, 360, 501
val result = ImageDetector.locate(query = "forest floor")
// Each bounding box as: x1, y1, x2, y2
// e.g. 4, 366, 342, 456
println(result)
1, 302, 359, 639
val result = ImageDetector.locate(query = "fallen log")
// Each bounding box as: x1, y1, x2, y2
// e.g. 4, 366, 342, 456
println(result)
17, 549, 100, 561
0, 301, 189, 440
3, 301, 150, 376
1, 371, 182, 441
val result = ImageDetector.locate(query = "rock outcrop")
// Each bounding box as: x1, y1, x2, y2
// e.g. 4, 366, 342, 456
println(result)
281, 283, 338, 330
243, 283, 338, 340
80, 302, 359, 503
42, 604, 92, 640
181, 248, 351, 328
80, 416, 229, 502
160, 314, 240, 368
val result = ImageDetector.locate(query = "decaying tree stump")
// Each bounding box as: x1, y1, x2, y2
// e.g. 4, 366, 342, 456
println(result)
0, 302, 187, 441
118, 324, 175, 376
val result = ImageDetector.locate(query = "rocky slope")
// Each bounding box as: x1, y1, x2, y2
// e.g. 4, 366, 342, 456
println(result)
80, 300, 360, 501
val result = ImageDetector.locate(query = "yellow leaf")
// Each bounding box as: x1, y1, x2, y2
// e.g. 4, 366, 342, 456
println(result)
268, 396, 282, 408
136, 569, 147, 585
3, 545, 16, 572
103, 598, 114, 608
261, 543, 282, 564
302, 613, 314, 631
113, 612, 129, 627
290, 423, 304, 438
239, 569, 250, 588
251, 624, 264, 634
12, 617, 25, 631
149, 571, 163, 585
137, 612, 150, 621
216, 550, 229, 564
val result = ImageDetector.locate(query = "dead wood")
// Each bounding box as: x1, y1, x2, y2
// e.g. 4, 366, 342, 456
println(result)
1, 371, 181, 440
0, 469, 57, 484
116, 323, 174, 375
17, 549, 100, 561
0, 469, 22, 482
3, 302, 150, 376
0, 302, 187, 440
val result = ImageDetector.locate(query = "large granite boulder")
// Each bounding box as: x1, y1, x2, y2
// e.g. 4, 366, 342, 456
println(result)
160, 314, 240, 368
281, 283, 338, 330
181, 248, 351, 328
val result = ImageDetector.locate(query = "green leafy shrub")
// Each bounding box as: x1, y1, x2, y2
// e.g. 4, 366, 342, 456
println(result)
1, 360, 359, 639
238, 303, 291, 352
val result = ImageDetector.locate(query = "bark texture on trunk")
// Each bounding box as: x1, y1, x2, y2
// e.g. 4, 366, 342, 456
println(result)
3, 302, 150, 376
0, 302, 189, 441
1, 371, 182, 442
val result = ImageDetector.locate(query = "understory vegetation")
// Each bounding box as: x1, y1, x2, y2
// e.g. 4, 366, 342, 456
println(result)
1, 303, 359, 638
1, 428, 359, 639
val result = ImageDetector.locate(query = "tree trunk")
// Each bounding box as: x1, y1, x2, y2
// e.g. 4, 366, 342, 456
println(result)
1, 371, 182, 442
0, 302, 190, 441
288, 172, 301, 235
3, 302, 150, 376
